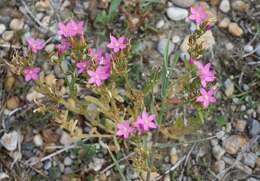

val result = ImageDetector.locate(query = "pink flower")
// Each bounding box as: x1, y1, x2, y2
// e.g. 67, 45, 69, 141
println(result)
57, 22, 71, 38
67, 19, 84, 36
26, 37, 44, 53
107, 35, 127, 52
189, 5, 208, 24
189, 57, 195, 64
87, 66, 110, 87
76, 61, 89, 74
195, 62, 215, 87
88, 48, 103, 63
116, 121, 134, 139
196, 88, 216, 108
22, 67, 41, 81
55, 39, 71, 54
134, 111, 157, 133
100, 53, 112, 70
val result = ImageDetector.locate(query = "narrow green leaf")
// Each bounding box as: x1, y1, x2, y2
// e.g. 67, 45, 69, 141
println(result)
109, 0, 122, 15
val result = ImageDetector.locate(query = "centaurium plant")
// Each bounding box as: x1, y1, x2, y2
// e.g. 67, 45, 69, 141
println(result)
9, 5, 217, 177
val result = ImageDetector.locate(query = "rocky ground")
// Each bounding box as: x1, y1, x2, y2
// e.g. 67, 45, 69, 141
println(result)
0, 0, 259, 180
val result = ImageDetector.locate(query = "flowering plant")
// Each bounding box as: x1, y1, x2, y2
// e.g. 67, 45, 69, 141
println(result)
8, 5, 217, 179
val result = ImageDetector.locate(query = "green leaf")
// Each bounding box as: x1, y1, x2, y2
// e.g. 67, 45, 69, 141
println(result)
109, 0, 122, 15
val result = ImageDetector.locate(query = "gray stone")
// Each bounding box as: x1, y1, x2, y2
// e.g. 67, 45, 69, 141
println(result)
59, 131, 73, 146
180, 52, 190, 61
223, 135, 246, 155
224, 79, 234, 97
171, 0, 195, 8
43, 160, 52, 170
33, 134, 43, 147
64, 167, 73, 174
243, 153, 257, 168
219, 0, 230, 13
2, 31, 14, 41
89, 158, 105, 171
255, 43, 260, 56
156, 20, 165, 29
244, 45, 253, 53
0, 24, 6, 35
10, 19, 24, 31
214, 160, 225, 173
216, 131, 225, 139
157, 38, 175, 56
166, 7, 188, 21
64, 157, 73, 166
1, 131, 19, 151
247, 178, 258, 181
248, 119, 260, 137
212, 145, 225, 160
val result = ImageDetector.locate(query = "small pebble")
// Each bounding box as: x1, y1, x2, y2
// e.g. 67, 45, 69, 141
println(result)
6, 96, 20, 110
228, 23, 243, 37
166, 7, 188, 21
1, 131, 19, 151
244, 45, 253, 53
213, 160, 225, 173
60, 131, 74, 146
234, 120, 247, 132
2, 31, 14, 41
219, 0, 230, 13
157, 38, 175, 56
10, 19, 24, 31
222, 135, 246, 154
231, 0, 249, 12
248, 119, 260, 137
180, 52, 190, 61
33, 134, 43, 147
43, 160, 52, 170
0, 24, 6, 35
212, 145, 225, 160
255, 43, 260, 56
243, 153, 257, 168
172, 35, 181, 43
156, 20, 165, 29
224, 79, 234, 97
64, 167, 73, 174
218, 17, 230, 29
225, 42, 234, 50
216, 130, 225, 139
64, 157, 73, 166
171, 0, 195, 8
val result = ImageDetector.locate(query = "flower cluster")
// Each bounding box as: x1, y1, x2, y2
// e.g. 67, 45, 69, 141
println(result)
57, 19, 84, 38
116, 111, 157, 139
188, 5, 216, 108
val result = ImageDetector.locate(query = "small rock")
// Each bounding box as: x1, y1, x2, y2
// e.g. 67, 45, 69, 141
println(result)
1, 131, 19, 151
224, 79, 234, 97
0, 24, 6, 35
219, 0, 230, 13
141, 172, 160, 181
210, 139, 219, 146
157, 38, 175, 56
156, 20, 165, 29
42, 16, 51, 27
26, 90, 45, 102
213, 160, 225, 173
172, 35, 181, 43
243, 153, 257, 168
255, 43, 260, 56
59, 131, 73, 146
171, 0, 195, 8
248, 119, 260, 137
244, 45, 253, 53
216, 130, 225, 139
43, 160, 52, 170
45, 44, 55, 53
212, 145, 225, 160
170, 155, 178, 164
256, 157, 260, 168
35, 1, 50, 11
228, 23, 243, 37
164, 174, 171, 181
89, 158, 105, 171
210, 0, 220, 6
218, 17, 230, 29
180, 52, 190, 61
231, 0, 249, 12
9, 19, 24, 31
64, 157, 73, 166
6, 96, 20, 110
247, 178, 259, 181
45, 74, 56, 86
2, 31, 14, 41
166, 7, 188, 21
4, 76, 16, 91
225, 42, 234, 50
234, 120, 247, 132
223, 135, 247, 154
64, 167, 73, 174
33, 134, 43, 147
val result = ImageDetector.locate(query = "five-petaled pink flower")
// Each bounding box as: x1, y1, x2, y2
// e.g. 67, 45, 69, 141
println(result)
76, 61, 89, 74
189, 5, 208, 24
26, 37, 44, 53
196, 88, 216, 108
57, 22, 71, 38
55, 39, 71, 54
87, 66, 110, 87
88, 48, 103, 63
134, 111, 157, 133
116, 121, 134, 139
22, 67, 41, 81
67, 19, 84, 36
195, 62, 215, 87
107, 35, 127, 53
